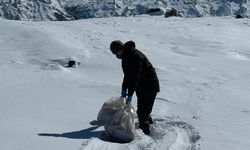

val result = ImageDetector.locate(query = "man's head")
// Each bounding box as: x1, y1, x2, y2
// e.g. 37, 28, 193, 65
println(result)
110, 40, 124, 59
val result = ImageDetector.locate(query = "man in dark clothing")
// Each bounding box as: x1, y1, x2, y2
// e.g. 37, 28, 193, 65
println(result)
110, 40, 160, 135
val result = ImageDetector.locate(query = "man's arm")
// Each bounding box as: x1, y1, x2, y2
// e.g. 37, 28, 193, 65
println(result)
127, 58, 143, 96
122, 74, 129, 91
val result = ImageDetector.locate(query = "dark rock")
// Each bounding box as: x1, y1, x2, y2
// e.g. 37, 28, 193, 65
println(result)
54, 12, 69, 21
164, 8, 177, 18
68, 60, 77, 67
146, 8, 165, 16
235, 14, 244, 19
193, 116, 198, 119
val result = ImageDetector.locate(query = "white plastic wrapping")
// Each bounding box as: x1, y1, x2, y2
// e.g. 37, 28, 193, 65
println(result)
97, 97, 136, 143
97, 97, 126, 122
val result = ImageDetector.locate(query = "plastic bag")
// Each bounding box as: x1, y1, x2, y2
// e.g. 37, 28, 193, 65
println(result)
97, 97, 126, 122
97, 97, 136, 143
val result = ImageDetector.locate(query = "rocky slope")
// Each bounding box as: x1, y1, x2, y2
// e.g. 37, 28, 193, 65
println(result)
0, 0, 249, 21
0, 0, 73, 21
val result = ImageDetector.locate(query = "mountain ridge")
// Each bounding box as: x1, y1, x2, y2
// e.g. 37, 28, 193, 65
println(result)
0, 0, 249, 21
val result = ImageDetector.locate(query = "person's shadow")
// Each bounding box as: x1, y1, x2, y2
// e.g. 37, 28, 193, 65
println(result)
38, 120, 109, 141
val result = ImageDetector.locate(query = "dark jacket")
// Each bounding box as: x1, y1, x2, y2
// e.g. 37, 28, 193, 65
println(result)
121, 41, 160, 96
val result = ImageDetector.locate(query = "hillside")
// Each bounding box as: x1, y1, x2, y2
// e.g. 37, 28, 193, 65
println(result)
0, 0, 249, 21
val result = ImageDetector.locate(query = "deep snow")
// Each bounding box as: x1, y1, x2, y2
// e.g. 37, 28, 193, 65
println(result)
0, 16, 250, 150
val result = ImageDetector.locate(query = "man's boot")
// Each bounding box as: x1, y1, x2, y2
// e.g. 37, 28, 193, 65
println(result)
139, 121, 150, 135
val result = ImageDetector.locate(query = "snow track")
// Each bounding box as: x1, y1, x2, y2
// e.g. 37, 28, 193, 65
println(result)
79, 117, 201, 150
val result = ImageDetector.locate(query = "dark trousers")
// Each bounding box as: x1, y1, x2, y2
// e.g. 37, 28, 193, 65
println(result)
136, 90, 157, 123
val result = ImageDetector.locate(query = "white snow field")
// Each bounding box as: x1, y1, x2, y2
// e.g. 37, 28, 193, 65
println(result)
0, 16, 250, 150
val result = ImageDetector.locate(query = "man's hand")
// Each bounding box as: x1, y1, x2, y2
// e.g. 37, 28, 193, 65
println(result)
126, 96, 132, 104
121, 90, 127, 98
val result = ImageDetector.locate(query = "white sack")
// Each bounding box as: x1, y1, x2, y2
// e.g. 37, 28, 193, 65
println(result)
97, 97, 125, 122
97, 97, 136, 143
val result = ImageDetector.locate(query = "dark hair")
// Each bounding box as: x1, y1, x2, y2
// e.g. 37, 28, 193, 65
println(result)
110, 40, 124, 54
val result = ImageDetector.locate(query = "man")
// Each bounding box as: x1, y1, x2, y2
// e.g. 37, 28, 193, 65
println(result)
110, 40, 160, 135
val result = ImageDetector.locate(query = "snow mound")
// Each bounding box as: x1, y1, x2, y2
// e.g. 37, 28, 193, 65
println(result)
42, 63, 69, 71
42, 57, 80, 71
50, 57, 81, 68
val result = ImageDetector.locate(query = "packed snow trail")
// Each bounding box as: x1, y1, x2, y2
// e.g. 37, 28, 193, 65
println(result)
78, 117, 201, 150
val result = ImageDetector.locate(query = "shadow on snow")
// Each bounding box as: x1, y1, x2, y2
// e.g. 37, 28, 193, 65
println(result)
38, 120, 107, 140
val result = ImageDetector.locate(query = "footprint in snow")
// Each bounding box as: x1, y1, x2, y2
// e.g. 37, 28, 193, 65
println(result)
227, 50, 250, 60
240, 109, 250, 113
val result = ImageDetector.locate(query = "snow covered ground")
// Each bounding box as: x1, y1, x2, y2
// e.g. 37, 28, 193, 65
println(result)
0, 16, 250, 150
